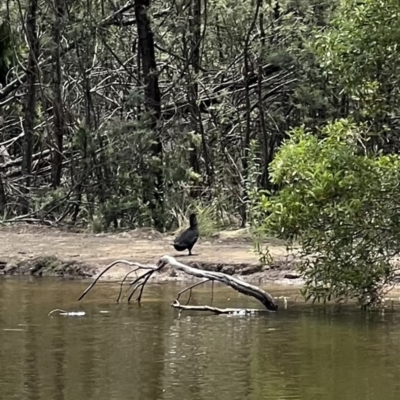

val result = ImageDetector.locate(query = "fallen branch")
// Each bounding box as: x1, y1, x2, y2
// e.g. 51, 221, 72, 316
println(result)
171, 300, 271, 315
158, 255, 277, 311
116, 268, 140, 303
78, 259, 155, 301
176, 278, 210, 305
78, 255, 278, 312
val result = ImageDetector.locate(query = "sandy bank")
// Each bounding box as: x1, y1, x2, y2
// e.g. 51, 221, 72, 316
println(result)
0, 225, 302, 285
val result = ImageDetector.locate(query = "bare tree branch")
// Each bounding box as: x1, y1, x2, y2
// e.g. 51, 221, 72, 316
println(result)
78, 255, 278, 311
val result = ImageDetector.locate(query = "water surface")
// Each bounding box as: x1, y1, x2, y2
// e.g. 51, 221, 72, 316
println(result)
1, 278, 400, 400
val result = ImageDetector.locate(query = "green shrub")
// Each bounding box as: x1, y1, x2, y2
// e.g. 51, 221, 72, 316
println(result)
261, 119, 400, 308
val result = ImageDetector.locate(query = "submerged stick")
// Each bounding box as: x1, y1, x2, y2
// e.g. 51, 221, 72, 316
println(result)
176, 278, 210, 305
211, 280, 214, 305
116, 268, 140, 303
48, 309, 68, 316
171, 300, 271, 315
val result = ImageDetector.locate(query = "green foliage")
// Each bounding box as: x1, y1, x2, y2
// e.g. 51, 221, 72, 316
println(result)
253, 240, 273, 265
245, 139, 275, 264
263, 119, 400, 307
313, 0, 400, 117
171, 202, 226, 238
0, 21, 13, 85
245, 140, 263, 223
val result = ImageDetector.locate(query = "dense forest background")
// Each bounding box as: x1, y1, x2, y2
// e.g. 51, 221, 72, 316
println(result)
0, 0, 398, 233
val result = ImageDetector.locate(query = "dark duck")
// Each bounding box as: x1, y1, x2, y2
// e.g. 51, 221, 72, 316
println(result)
173, 213, 199, 256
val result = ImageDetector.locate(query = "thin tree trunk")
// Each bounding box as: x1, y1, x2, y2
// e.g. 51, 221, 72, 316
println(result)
0, 175, 6, 213
51, 0, 66, 187
240, 0, 262, 226
0, 133, 7, 212
190, 0, 212, 187
72, 39, 92, 222
258, 4, 271, 190
21, 0, 39, 213
135, 0, 163, 226
188, 0, 201, 186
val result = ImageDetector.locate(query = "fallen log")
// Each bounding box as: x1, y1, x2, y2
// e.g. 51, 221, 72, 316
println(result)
158, 255, 277, 311
78, 255, 278, 312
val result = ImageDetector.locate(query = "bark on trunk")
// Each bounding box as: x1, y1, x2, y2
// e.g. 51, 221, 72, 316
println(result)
21, 0, 40, 213
188, 0, 212, 188
51, 0, 66, 187
0, 175, 6, 213
134, 0, 164, 226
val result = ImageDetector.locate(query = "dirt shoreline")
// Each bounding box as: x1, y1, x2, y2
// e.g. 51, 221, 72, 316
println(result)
0, 224, 303, 286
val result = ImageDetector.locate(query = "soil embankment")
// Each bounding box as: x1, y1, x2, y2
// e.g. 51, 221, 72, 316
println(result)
0, 225, 302, 285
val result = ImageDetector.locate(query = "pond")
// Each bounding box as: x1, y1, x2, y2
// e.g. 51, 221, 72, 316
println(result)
1, 278, 400, 400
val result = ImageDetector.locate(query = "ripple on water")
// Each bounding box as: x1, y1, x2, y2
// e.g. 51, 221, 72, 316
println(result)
1, 279, 400, 400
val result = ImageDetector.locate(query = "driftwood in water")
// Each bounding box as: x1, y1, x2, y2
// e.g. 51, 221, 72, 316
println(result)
160, 256, 277, 311
171, 300, 272, 315
78, 255, 278, 312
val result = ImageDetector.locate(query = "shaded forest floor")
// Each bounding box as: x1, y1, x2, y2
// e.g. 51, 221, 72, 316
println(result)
0, 224, 302, 285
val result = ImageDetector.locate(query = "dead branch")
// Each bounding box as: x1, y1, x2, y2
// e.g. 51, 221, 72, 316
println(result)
78, 260, 155, 301
176, 278, 210, 305
127, 272, 153, 303
116, 268, 140, 303
158, 255, 277, 311
78, 255, 278, 312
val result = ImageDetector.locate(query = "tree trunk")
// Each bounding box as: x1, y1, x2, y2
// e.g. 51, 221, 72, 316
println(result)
188, 0, 202, 182
0, 174, 6, 213
134, 0, 163, 226
51, 0, 66, 187
0, 22, 13, 86
240, 0, 262, 227
21, 0, 39, 213
188, 0, 212, 189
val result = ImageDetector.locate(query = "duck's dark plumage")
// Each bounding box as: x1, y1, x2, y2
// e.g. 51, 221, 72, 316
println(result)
173, 213, 199, 255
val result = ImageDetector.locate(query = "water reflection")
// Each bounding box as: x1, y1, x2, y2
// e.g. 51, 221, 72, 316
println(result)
0, 278, 400, 400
